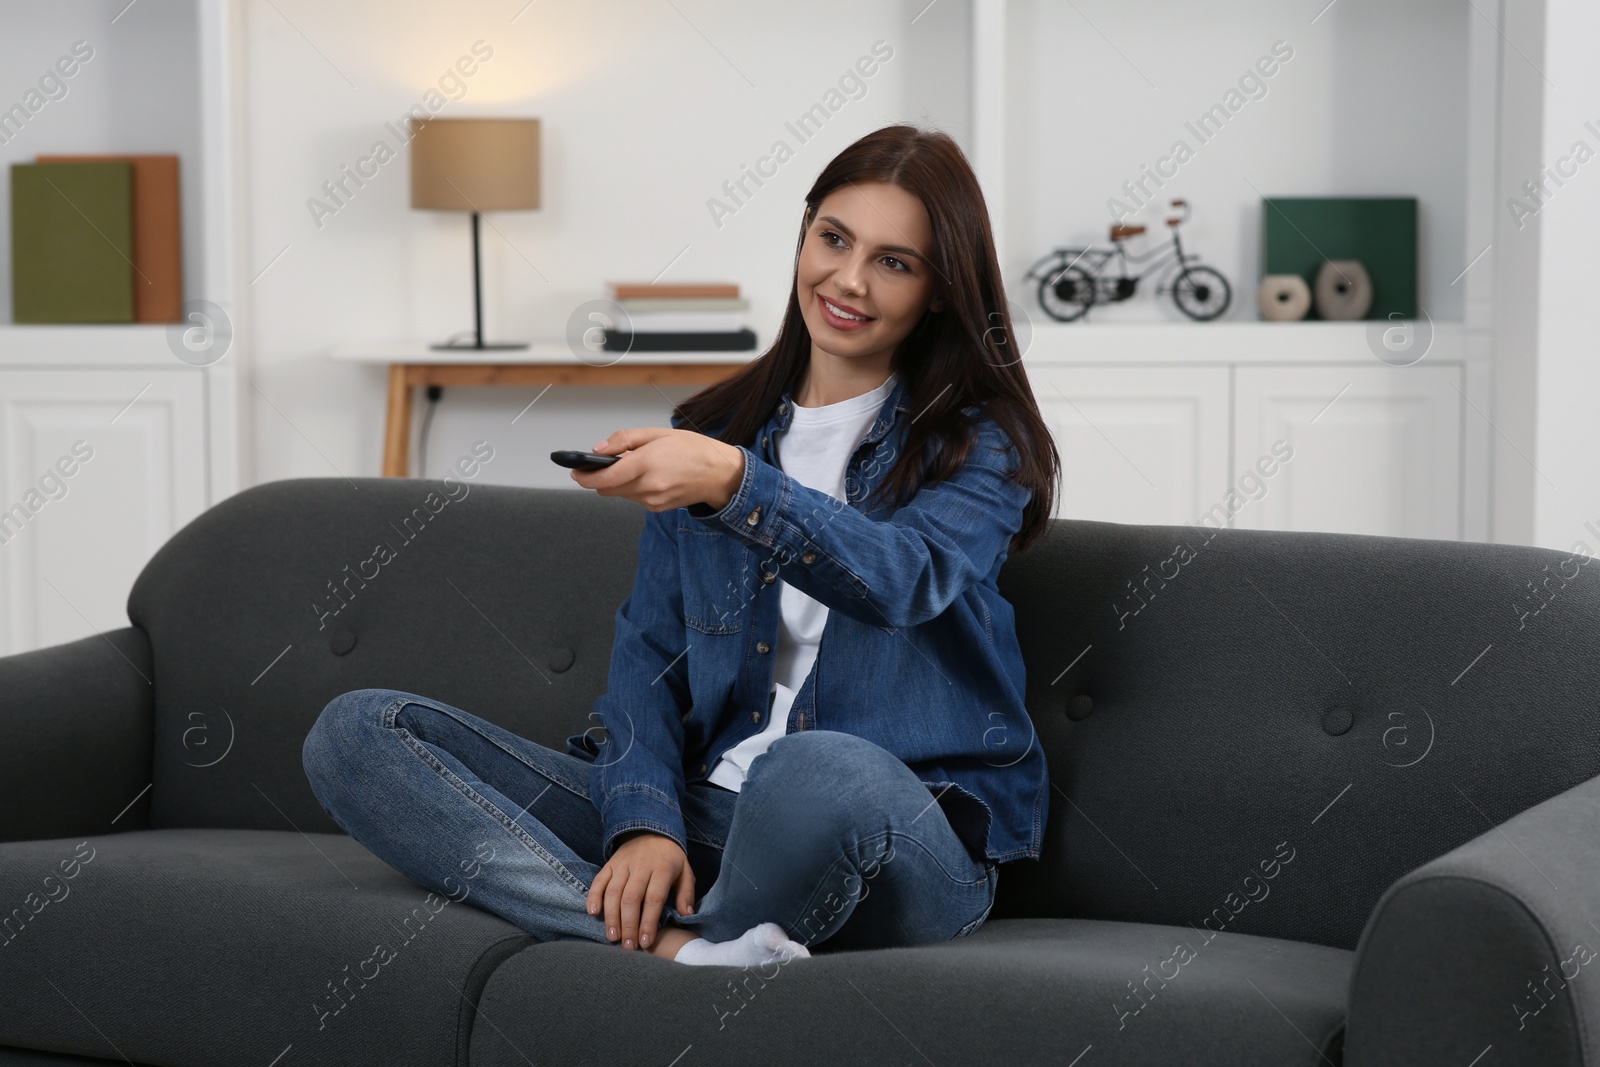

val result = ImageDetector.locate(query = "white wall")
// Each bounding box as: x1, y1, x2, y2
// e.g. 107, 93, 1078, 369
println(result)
1003, 0, 1470, 323
2, 0, 1558, 554
0, 0, 206, 317
239, 0, 971, 487
1491, 0, 1545, 548
1528, 0, 1600, 553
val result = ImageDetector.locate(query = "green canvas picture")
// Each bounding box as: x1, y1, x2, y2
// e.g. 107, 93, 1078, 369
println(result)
1260, 197, 1417, 319
11, 160, 135, 323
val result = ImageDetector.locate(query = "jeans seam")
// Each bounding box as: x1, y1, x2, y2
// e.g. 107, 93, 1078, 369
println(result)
955, 864, 1000, 937
388, 717, 590, 898
789, 829, 989, 942
383, 694, 593, 799
602, 783, 680, 809
788, 831, 891, 943
879, 827, 992, 886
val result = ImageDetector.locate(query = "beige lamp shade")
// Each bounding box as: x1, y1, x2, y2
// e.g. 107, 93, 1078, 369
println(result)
409, 117, 540, 212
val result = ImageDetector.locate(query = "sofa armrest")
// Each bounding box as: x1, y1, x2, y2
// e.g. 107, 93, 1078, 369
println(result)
1345, 771, 1600, 1067
0, 627, 154, 843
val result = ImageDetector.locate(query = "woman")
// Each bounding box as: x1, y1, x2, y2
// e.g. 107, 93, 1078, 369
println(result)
302, 124, 1059, 968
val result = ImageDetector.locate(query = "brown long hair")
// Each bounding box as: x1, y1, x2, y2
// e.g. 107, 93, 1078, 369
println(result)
672, 124, 1059, 556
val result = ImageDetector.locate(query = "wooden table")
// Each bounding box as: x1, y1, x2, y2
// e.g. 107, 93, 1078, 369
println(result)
330, 341, 753, 477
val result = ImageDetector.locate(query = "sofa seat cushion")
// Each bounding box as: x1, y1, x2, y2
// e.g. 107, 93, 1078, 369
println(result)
0, 1047, 151, 1066
0, 830, 533, 1067
470, 917, 1352, 1066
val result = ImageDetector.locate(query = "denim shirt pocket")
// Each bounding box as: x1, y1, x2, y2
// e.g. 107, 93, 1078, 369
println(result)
677, 521, 747, 635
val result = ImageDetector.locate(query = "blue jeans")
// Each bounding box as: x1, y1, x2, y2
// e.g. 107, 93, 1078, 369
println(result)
301, 689, 999, 951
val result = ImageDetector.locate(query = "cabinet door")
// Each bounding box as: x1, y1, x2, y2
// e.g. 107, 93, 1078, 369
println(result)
1029, 366, 1231, 525
0, 370, 207, 655
1232, 364, 1462, 539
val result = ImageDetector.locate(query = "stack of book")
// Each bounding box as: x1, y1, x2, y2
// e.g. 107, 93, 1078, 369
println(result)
10, 154, 183, 323
602, 281, 756, 352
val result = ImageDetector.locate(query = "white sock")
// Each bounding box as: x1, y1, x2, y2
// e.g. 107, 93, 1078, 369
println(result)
672, 921, 811, 966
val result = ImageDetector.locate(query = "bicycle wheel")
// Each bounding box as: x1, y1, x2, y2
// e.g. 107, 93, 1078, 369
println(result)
1038, 264, 1095, 322
1172, 266, 1231, 321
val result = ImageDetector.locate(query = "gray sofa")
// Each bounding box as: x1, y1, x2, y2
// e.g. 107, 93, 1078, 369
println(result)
3, 475, 1598, 1066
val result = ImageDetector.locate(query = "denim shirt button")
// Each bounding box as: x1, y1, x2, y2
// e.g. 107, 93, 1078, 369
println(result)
761, 434, 769, 448
756, 641, 770, 653
761, 570, 775, 584
744, 507, 761, 526
801, 550, 817, 564
751, 711, 761, 723
698, 763, 708, 775
778, 403, 787, 415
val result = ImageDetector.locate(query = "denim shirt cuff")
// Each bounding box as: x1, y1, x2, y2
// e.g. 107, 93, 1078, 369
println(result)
600, 788, 688, 861
691, 444, 790, 543
686, 444, 877, 606
685, 444, 780, 545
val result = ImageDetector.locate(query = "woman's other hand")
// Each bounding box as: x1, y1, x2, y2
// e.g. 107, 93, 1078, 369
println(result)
570, 427, 744, 513
585, 829, 697, 950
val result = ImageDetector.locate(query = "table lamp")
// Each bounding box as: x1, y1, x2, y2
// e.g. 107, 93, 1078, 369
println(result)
409, 117, 541, 350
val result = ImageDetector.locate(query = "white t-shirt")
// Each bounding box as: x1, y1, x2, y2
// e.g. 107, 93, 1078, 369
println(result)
706, 372, 898, 792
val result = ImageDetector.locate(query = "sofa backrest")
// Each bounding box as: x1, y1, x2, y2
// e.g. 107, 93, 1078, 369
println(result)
128, 478, 1600, 952
128, 478, 637, 840
995, 516, 1600, 950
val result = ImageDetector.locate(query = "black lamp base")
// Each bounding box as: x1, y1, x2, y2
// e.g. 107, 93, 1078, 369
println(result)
436, 210, 527, 352
429, 339, 529, 351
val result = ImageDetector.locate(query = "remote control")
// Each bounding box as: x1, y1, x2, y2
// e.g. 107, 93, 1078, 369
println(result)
551, 450, 620, 471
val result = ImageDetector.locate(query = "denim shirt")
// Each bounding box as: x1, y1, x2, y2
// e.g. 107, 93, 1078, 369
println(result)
565, 375, 1049, 865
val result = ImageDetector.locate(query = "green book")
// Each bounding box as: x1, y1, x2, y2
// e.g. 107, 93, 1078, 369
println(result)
11, 161, 135, 323
1261, 197, 1417, 319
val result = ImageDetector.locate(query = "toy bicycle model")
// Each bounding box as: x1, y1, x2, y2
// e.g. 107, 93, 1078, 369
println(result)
1024, 199, 1232, 322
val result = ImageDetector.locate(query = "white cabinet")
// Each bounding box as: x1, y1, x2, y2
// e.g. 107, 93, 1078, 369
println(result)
1021, 324, 1469, 539
1232, 364, 1462, 540
1029, 366, 1230, 525
0, 368, 208, 653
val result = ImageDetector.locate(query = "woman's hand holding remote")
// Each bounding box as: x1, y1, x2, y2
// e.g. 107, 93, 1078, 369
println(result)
585, 829, 696, 950
569, 427, 744, 513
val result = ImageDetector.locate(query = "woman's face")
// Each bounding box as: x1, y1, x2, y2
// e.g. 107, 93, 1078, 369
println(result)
795, 180, 943, 368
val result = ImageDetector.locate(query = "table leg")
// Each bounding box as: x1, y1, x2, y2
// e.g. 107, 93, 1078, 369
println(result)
383, 363, 413, 477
